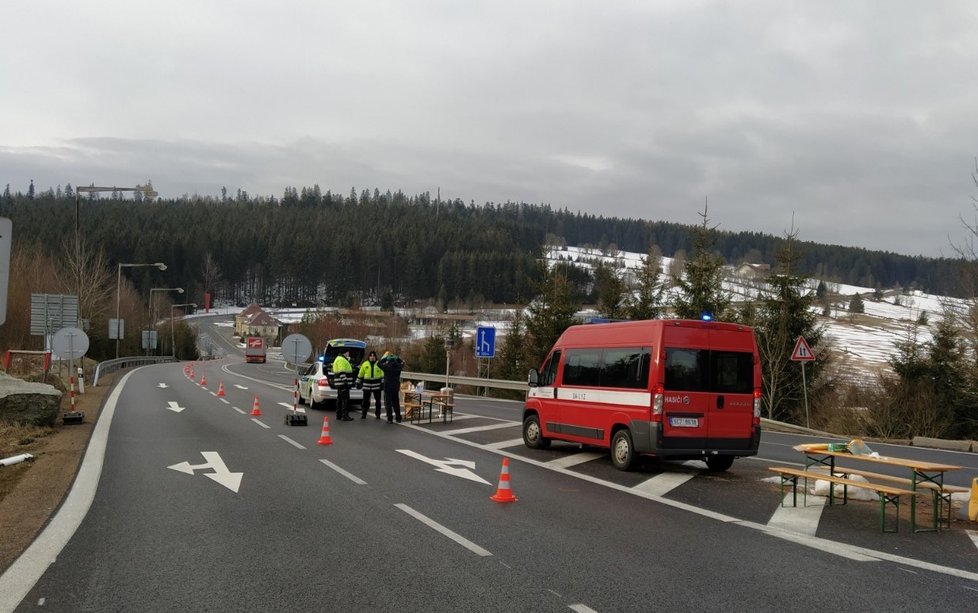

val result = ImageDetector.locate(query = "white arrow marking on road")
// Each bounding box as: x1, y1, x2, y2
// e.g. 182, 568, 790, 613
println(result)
165, 401, 185, 413
234, 384, 248, 390
167, 451, 242, 493
396, 449, 491, 485
158, 383, 169, 388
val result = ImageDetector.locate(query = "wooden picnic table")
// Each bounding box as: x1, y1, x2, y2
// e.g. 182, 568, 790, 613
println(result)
793, 444, 962, 532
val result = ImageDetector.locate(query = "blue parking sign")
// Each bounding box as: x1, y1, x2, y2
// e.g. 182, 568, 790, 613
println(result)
476, 327, 496, 358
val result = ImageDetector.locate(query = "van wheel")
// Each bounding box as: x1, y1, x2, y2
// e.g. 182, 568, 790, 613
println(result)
611, 429, 636, 471
705, 456, 734, 472
522, 415, 550, 449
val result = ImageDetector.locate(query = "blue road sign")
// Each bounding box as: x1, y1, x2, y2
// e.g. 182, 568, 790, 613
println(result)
476, 326, 496, 358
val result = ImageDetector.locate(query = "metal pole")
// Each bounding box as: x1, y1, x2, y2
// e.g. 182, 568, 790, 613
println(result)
801, 362, 810, 429
170, 308, 175, 358
115, 264, 122, 359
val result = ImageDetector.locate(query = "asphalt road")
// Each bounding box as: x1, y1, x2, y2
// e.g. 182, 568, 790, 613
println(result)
2, 319, 977, 611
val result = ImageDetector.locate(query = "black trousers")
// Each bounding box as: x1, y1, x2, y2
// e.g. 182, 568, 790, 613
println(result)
383, 387, 401, 422
336, 388, 351, 419
361, 388, 382, 417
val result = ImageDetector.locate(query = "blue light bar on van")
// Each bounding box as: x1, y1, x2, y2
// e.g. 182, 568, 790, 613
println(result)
700, 311, 713, 321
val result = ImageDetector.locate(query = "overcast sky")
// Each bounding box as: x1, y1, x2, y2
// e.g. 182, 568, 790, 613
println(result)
3, 1, 978, 258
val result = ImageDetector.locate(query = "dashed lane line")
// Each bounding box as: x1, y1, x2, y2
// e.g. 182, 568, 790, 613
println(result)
278, 435, 306, 450
319, 459, 367, 485
251, 418, 270, 429
395, 503, 492, 557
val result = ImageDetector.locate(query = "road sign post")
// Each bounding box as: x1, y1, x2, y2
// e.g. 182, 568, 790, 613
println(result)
790, 336, 816, 428
281, 333, 312, 426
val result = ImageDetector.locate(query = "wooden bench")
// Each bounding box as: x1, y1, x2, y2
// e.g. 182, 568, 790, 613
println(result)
769, 466, 917, 533
818, 466, 969, 530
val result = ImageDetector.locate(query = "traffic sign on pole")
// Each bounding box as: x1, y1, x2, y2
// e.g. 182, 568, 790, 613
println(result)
790, 336, 816, 362
476, 326, 496, 358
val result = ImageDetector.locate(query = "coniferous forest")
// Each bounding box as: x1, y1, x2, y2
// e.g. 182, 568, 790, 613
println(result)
1, 183, 975, 307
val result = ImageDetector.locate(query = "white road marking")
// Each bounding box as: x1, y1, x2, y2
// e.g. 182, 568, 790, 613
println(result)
277, 402, 305, 413
441, 422, 520, 435
251, 418, 270, 429
547, 452, 604, 469
232, 407, 246, 414
396, 449, 492, 485
167, 452, 243, 493
568, 604, 599, 613
219, 398, 229, 404
767, 493, 826, 536
319, 459, 367, 485
394, 503, 492, 557
165, 401, 185, 413
631, 472, 696, 497
967, 530, 978, 551
278, 435, 306, 450
484, 438, 525, 450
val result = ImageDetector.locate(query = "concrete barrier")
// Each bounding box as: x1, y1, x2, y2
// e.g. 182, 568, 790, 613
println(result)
911, 436, 973, 452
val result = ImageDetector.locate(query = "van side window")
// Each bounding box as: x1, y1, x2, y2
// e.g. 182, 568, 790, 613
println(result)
711, 351, 754, 394
540, 350, 561, 386
563, 349, 601, 386
602, 348, 651, 389
664, 348, 708, 391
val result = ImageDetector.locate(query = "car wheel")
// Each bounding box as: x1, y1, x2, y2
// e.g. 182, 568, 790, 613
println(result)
522, 415, 550, 449
705, 455, 734, 472
610, 429, 636, 471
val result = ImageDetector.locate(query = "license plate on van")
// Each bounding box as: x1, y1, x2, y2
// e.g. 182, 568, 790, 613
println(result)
669, 417, 699, 427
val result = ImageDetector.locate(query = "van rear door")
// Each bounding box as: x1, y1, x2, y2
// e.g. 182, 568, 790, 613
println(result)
706, 328, 756, 442
661, 347, 711, 443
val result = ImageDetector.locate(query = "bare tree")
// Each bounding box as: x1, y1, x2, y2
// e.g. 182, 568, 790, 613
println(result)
200, 251, 223, 302
56, 237, 114, 323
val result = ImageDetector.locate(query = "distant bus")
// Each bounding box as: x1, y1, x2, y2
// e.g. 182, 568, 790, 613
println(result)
524, 319, 762, 471
244, 337, 267, 364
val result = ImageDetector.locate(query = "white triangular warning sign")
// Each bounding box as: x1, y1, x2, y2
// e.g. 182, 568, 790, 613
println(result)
791, 336, 816, 362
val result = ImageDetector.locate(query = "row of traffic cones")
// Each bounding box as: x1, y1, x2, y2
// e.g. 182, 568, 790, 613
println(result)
180, 370, 518, 502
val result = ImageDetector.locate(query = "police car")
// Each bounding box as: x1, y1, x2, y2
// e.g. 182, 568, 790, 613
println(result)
298, 339, 366, 409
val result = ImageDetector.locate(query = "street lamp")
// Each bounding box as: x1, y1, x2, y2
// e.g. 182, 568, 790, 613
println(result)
149, 287, 184, 355
116, 262, 167, 358
170, 303, 197, 359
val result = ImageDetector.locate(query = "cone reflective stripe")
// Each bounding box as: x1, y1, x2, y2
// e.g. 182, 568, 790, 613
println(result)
217, 381, 225, 397
200, 375, 207, 387
317, 416, 333, 445
251, 395, 262, 416
490, 457, 517, 502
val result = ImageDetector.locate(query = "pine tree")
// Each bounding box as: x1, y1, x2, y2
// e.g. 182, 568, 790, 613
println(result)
526, 263, 579, 366
593, 260, 627, 319
848, 293, 865, 313
628, 244, 667, 320
671, 203, 730, 320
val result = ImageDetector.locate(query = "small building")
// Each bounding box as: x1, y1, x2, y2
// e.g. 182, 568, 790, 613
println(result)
234, 303, 264, 336
242, 310, 283, 343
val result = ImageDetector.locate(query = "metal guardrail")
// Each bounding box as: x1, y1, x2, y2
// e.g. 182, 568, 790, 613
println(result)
93, 356, 175, 386
401, 371, 527, 392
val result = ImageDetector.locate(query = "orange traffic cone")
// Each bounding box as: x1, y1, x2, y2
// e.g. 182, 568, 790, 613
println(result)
217, 381, 225, 397
200, 375, 207, 387
317, 416, 333, 445
490, 457, 517, 503
250, 395, 262, 416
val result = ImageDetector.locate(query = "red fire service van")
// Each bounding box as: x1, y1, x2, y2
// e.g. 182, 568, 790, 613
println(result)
524, 319, 762, 471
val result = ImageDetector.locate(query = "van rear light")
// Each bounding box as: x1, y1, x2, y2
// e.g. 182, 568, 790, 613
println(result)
753, 389, 762, 425
652, 385, 664, 421
318, 378, 330, 388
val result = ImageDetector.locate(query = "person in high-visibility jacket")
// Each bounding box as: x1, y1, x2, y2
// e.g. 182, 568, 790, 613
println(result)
357, 351, 385, 419
332, 349, 354, 421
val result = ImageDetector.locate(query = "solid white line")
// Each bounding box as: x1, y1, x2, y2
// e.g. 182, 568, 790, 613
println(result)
412, 425, 978, 580
484, 438, 525, 450
0, 369, 138, 613
631, 472, 696, 497
278, 435, 306, 450
251, 418, 270, 429
319, 459, 367, 485
547, 452, 604, 469
441, 422, 519, 435
232, 407, 246, 414
766, 493, 826, 536
568, 604, 599, 613
394, 503, 492, 557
